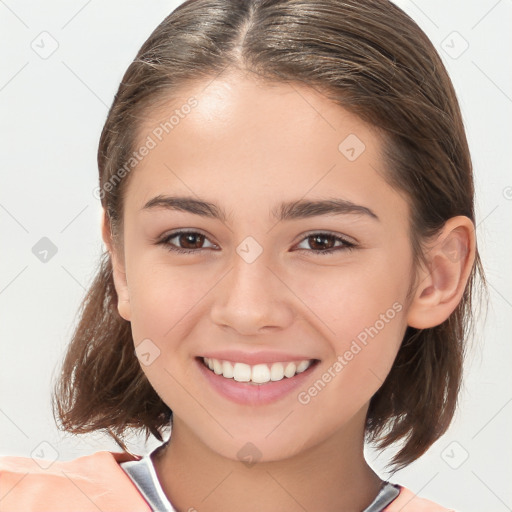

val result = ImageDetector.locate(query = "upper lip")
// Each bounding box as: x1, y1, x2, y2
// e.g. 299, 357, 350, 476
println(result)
199, 350, 319, 365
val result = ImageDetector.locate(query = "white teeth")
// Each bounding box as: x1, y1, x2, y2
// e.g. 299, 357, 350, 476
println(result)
270, 362, 284, 381
222, 360, 234, 379
202, 357, 314, 384
251, 364, 271, 384
213, 359, 223, 375
233, 363, 251, 382
296, 360, 310, 373
284, 362, 296, 378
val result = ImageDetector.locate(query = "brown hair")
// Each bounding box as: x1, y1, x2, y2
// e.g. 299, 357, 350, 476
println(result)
52, 0, 485, 470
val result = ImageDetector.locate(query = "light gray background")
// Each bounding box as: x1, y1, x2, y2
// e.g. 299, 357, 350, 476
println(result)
1, 1, 511, 510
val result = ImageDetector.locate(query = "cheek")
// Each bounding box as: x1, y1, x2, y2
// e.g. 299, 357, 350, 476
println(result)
125, 262, 209, 412
290, 255, 411, 345
295, 305, 407, 424
295, 252, 411, 415
126, 257, 212, 341
290, 251, 410, 395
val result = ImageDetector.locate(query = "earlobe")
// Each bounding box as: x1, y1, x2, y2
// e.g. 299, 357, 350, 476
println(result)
100, 208, 132, 322
406, 216, 476, 329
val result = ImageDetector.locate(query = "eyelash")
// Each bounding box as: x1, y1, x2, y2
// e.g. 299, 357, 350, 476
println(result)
156, 230, 357, 256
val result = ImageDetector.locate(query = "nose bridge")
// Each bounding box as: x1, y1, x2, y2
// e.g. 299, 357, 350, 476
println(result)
209, 242, 294, 334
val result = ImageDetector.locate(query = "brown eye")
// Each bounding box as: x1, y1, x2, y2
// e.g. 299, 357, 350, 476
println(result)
178, 232, 205, 249
158, 231, 218, 254
295, 232, 356, 255
308, 234, 336, 250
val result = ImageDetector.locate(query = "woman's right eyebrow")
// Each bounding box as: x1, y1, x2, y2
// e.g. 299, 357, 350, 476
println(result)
141, 194, 380, 223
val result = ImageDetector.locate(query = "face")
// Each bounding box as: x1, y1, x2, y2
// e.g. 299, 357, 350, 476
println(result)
110, 72, 416, 462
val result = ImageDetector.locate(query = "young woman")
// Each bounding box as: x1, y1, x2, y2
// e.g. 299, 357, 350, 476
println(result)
0, 0, 484, 510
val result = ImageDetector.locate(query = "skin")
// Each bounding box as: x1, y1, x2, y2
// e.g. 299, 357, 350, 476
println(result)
103, 71, 476, 512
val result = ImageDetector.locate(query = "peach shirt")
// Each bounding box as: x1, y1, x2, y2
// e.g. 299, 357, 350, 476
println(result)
0, 451, 454, 511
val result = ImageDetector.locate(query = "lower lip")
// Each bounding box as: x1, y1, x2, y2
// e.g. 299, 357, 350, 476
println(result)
196, 358, 319, 406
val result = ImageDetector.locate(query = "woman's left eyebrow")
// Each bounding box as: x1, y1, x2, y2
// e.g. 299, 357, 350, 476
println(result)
141, 195, 379, 223
275, 197, 379, 222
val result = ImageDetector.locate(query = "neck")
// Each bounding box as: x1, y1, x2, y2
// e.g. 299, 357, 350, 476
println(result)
152, 410, 383, 512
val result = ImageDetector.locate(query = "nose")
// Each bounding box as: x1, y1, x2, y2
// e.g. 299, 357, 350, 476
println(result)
209, 250, 295, 336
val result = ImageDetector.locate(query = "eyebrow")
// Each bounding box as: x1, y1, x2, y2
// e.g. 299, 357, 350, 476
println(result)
142, 195, 379, 222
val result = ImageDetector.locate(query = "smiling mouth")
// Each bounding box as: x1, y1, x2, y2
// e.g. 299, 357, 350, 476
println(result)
198, 356, 320, 385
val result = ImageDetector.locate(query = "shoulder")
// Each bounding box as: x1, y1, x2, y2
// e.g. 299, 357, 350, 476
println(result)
384, 485, 456, 512
0, 450, 151, 511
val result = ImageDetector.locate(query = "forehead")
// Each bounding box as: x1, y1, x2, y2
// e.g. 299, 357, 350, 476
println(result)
124, 72, 408, 225
142, 72, 380, 152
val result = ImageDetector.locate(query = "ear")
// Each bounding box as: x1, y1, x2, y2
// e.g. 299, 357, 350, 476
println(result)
406, 216, 476, 329
101, 208, 132, 322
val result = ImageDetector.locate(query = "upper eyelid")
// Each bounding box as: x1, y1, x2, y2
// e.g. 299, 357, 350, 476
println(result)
160, 229, 217, 244
294, 230, 357, 245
